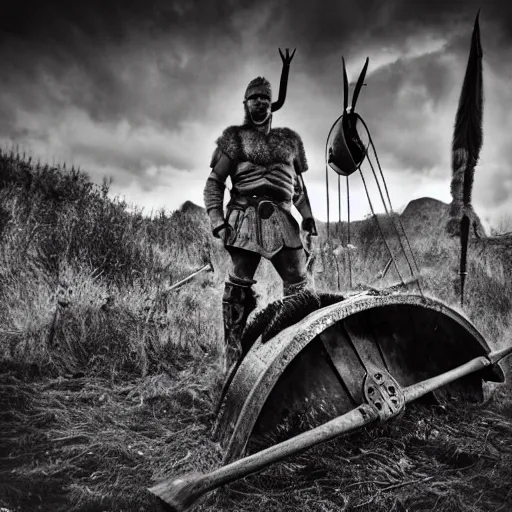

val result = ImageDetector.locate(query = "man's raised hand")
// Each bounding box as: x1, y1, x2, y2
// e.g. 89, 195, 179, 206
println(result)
278, 48, 296, 67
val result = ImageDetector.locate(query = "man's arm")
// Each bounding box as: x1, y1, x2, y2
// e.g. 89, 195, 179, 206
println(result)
290, 131, 317, 235
293, 134, 318, 236
203, 147, 233, 238
293, 172, 317, 236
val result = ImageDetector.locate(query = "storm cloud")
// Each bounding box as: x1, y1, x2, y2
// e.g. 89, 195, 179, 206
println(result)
1, 0, 512, 224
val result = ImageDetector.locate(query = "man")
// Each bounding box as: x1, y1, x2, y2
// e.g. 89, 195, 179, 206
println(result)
203, 74, 317, 369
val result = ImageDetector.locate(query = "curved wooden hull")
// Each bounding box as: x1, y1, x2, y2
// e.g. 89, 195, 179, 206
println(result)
214, 293, 503, 462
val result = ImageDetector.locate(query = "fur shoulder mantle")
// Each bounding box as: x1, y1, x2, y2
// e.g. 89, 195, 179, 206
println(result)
215, 125, 308, 173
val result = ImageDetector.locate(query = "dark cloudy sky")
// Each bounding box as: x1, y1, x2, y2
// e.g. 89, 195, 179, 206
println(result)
1, 0, 512, 226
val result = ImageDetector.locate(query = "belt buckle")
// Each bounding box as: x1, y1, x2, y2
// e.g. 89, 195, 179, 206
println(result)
258, 200, 275, 220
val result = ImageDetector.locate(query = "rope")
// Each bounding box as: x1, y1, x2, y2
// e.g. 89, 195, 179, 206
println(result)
346, 175, 352, 288
372, 143, 423, 292
346, 175, 351, 247
325, 162, 330, 239
358, 166, 405, 285
366, 151, 417, 281
325, 113, 344, 240
358, 115, 424, 295
325, 112, 424, 295
338, 174, 341, 237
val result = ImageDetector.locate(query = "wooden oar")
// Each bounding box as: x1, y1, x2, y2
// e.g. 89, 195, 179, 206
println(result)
149, 405, 379, 512
148, 344, 512, 512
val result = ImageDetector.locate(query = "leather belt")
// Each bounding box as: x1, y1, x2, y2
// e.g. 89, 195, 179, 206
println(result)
228, 194, 291, 213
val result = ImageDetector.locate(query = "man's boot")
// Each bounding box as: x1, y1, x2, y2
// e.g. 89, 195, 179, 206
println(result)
222, 275, 257, 370
215, 275, 257, 418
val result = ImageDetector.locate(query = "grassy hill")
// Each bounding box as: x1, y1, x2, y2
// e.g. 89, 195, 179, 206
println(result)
1, 150, 511, 512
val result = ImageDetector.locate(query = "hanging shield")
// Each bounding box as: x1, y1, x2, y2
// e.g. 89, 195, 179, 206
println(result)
328, 113, 370, 176
327, 57, 371, 176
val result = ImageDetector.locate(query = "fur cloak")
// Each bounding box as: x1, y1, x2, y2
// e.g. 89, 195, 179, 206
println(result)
215, 125, 308, 174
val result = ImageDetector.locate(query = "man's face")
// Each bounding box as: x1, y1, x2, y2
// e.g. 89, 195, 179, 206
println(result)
246, 94, 271, 124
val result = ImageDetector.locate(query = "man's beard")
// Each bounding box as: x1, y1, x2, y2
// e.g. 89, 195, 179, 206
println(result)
251, 108, 270, 123
244, 105, 272, 128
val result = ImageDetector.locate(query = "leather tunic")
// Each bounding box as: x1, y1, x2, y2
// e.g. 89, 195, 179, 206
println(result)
206, 124, 310, 259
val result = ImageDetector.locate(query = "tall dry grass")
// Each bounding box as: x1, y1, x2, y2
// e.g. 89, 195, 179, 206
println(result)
1, 150, 511, 512
0, 150, 224, 382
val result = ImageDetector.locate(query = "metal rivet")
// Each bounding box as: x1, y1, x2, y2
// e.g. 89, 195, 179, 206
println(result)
375, 373, 382, 380
375, 402, 382, 410
388, 386, 395, 395
368, 386, 374, 395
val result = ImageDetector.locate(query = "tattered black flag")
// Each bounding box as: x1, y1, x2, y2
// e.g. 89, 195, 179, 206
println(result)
451, 10, 483, 306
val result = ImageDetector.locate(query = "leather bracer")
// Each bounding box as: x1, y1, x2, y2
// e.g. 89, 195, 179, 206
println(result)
204, 147, 234, 235
293, 176, 317, 235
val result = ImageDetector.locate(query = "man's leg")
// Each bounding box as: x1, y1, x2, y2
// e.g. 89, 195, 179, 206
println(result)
223, 248, 261, 367
271, 247, 309, 297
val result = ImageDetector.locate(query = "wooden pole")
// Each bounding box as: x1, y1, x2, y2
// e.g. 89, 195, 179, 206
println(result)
149, 405, 379, 511
167, 262, 213, 293
145, 262, 213, 323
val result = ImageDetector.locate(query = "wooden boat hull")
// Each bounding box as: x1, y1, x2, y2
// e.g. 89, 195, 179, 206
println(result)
214, 293, 504, 462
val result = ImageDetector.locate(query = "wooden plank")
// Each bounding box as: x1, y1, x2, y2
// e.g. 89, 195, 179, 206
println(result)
368, 306, 417, 388
343, 312, 387, 371
253, 338, 354, 440
319, 323, 366, 404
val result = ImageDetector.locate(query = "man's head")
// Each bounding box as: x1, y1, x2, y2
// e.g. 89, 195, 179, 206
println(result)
243, 77, 272, 126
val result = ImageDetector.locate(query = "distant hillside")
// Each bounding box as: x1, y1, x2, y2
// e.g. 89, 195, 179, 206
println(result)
179, 200, 206, 216
315, 196, 486, 245
401, 197, 451, 236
